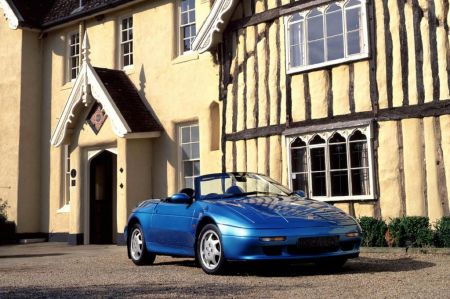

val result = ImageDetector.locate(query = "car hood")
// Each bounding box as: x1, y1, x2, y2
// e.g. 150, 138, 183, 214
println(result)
206, 196, 357, 229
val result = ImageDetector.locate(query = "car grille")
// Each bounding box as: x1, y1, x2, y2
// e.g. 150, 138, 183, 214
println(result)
261, 238, 358, 256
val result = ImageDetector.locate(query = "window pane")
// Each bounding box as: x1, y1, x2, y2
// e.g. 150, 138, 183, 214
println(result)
191, 143, 199, 159
184, 161, 193, 177
331, 170, 349, 196
310, 147, 325, 171
350, 141, 368, 168
292, 138, 306, 147
330, 143, 347, 169
346, 7, 361, 32
181, 12, 188, 25
182, 127, 190, 143
347, 30, 361, 55
188, 0, 195, 9
181, 0, 188, 11
291, 148, 307, 173
290, 45, 302, 67
292, 173, 308, 193
327, 35, 344, 60
311, 172, 326, 196
193, 161, 200, 176
290, 22, 301, 45
326, 9, 343, 37
122, 31, 128, 42
189, 10, 195, 23
191, 126, 199, 142
351, 168, 369, 195
122, 18, 128, 29
185, 177, 194, 189
124, 55, 130, 67
310, 135, 325, 145
182, 144, 190, 160
307, 13, 324, 41
308, 40, 325, 64
349, 130, 366, 141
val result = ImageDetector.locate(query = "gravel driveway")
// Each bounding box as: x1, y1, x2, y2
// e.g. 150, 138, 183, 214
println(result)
0, 243, 449, 298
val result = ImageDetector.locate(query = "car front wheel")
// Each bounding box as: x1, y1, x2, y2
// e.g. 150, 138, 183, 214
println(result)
197, 224, 226, 274
128, 224, 156, 265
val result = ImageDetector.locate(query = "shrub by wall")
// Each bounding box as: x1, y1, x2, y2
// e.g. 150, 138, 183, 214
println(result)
434, 217, 450, 248
386, 216, 434, 247
359, 216, 387, 247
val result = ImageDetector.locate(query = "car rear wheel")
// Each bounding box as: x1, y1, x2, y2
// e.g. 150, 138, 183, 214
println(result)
128, 224, 156, 265
197, 224, 226, 274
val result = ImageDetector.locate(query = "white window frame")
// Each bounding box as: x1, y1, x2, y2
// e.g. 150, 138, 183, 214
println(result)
178, 0, 196, 55
287, 125, 375, 202
67, 31, 80, 82
284, 0, 369, 74
178, 123, 201, 189
119, 15, 134, 70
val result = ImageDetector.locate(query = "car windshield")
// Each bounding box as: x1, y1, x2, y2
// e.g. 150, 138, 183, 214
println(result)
195, 173, 292, 200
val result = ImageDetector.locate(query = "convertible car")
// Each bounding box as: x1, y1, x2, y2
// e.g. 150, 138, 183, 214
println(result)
124, 172, 362, 274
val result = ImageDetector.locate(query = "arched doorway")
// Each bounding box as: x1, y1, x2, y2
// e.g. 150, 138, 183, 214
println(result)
89, 150, 117, 244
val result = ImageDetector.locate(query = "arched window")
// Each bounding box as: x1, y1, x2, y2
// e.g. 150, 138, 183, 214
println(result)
345, 0, 363, 55
349, 130, 369, 195
329, 133, 348, 196
325, 4, 344, 61
288, 14, 305, 68
307, 9, 325, 65
288, 126, 373, 201
290, 138, 308, 194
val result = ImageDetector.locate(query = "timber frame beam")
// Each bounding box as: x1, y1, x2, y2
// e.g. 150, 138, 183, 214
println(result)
225, 100, 450, 141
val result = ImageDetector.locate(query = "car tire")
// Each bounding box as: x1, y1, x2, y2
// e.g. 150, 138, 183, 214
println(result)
128, 224, 156, 266
197, 224, 227, 275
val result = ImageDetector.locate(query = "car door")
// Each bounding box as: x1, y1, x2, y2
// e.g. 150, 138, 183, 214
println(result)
149, 200, 197, 256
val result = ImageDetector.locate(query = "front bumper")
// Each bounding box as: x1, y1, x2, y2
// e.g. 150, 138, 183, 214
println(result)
218, 224, 361, 261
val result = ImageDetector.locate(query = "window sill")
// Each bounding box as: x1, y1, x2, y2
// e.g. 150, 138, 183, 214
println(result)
122, 65, 135, 75
61, 81, 75, 91
286, 53, 370, 75
172, 51, 199, 65
57, 204, 70, 214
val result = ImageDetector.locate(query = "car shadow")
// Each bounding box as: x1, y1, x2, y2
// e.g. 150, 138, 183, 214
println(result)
154, 256, 436, 277
0, 253, 66, 259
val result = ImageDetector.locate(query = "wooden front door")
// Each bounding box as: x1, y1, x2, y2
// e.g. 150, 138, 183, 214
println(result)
90, 151, 116, 244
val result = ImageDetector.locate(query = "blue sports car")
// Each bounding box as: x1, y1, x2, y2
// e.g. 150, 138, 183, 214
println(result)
125, 172, 362, 274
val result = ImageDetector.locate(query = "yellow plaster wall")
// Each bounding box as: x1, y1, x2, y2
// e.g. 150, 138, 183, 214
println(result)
0, 18, 22, 227
388, 0, 403, 108
41, 0, 220, 235
440, 115, 450, 212
16, 30, 43, 233
353, 62, 372, 112
423, 117, 444, 222
309, 71, 328, 119
378, 121, 403, 219
402, 118, 426, 216
291, 74, 306, 122
331, 65, 350, 116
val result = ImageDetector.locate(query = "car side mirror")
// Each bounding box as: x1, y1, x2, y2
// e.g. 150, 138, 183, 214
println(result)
170, 193, 192, 204
294, 190, 306, 198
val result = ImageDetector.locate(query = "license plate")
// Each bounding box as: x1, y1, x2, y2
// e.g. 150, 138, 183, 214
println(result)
297, 236, 339, 249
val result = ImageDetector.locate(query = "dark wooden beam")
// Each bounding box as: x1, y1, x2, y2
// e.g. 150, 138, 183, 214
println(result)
225, 100, 450, 141
382, 0, 394, 109
397, 0, 409, 107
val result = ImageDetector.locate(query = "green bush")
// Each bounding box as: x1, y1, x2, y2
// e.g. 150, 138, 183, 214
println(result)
388, 216, 434, 247
0, 199, 7, 224
359, 217, 387, 247
434, 217, 450, 248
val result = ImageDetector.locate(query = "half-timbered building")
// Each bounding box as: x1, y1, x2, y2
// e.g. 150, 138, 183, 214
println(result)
194, 0, 450, 221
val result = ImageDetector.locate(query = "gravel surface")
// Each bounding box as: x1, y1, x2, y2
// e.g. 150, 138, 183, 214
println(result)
0, 243, 449, 298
